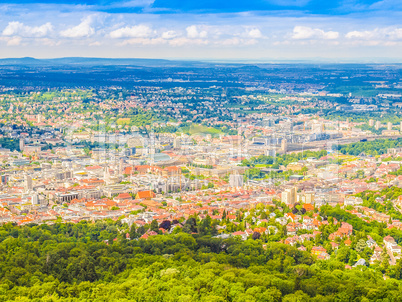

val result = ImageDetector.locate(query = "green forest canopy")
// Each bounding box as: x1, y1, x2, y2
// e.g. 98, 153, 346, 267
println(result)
335, 138, 402, 156
1, 218, 402, 301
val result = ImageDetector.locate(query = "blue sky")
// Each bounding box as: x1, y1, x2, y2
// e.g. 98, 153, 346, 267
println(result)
0, 0, 401, 60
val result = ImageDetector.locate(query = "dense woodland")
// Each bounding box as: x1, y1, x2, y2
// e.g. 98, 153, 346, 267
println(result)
1, 217, 402, 301
335, 138, 402, 156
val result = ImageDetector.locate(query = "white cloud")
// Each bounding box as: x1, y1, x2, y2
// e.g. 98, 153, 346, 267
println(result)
369, 0, 402, 10
2, 21, 53, 37
119, 36, 210, 47
345, 30, 376, 40
89, 41, 102, 46
6, 36, 22, 46
39, 38, 60, 47
292, 26, 339, 40
161, 30, 178, 39
120, 37, 166, 45
247, 28, 262, 39
119, 0, 155, 7
110, 25, 153, 38
170, 37, 209, 46
60, 16, 95, 38
218, 37, 259, 46
389, 28, 402, 40
186, 25, 208, 39
346, 28, 402, 40
221, 37, 241, 46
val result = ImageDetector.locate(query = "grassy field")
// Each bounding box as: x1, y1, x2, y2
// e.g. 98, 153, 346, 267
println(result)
180, 124, 222, 136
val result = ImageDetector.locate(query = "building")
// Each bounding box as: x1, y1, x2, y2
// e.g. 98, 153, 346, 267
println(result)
344, 196, 363, 206
304, 193, 315, 204
265, 149, 276, 157
282, 187, 297, 205
24, 174, 33, 192
173, 137, 181, 149
56, 192, 79, 203
23, 145, 42, 154
382, 130, 400, 136
281, 138, 288, 153
229, 173, 244, 188
31, 193, 39, 205
136, 190, 156, 200
0, 174, 9, 185
19, 138, 25, 151
388, 147, 402, 154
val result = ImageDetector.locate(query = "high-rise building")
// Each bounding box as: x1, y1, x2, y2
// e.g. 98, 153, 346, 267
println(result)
119, 158, 124, 175
173, 137, 181, 149
368, 119, 374, 127
281, 138, 288, 153
387, 122, 393, 131
229, 173, 243, 188
19, 138, 25, 151
31, 193, 39, 205
130, 147, 136, 155
265, 149, 276, 157
281, 187, 297, 205
0, 174, 9, 185
304, 193, 315, 204
375, 121, 381, 130
281, 190, 290, 204
291, 187, 297, 204
24, 174, 33, 191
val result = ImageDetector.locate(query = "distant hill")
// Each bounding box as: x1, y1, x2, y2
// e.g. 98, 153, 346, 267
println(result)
0, 57, 213, 67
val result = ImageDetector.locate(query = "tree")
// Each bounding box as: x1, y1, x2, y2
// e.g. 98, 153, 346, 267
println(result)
355, 239, 367, 253
159, 220, 171, 231
66, 254, 98, 282
198, 215, 216, 236
390, 259, 402, 279
378, 224, 384, 237
137, 226, 146, 236
336, 246, 350, 263
129, 224, 138, 239
252, 232, 261, 240
150, 220, 159, 233
183, 217, 197, 233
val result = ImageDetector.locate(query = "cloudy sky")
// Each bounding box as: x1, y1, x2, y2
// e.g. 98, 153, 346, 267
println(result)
0, 0, 402, 61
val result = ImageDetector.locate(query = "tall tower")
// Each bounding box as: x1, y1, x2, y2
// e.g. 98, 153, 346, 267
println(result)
281, 138, 288, 153
104, 167, 110, 183
119, 158, 124, 175
19, 138, 25, 152
290, 187, 297, 205
24, 174, 33, 192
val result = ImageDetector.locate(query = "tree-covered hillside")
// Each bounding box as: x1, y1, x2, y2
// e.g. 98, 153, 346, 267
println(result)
335, 138, 402, 156
1, 221, 402, 301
